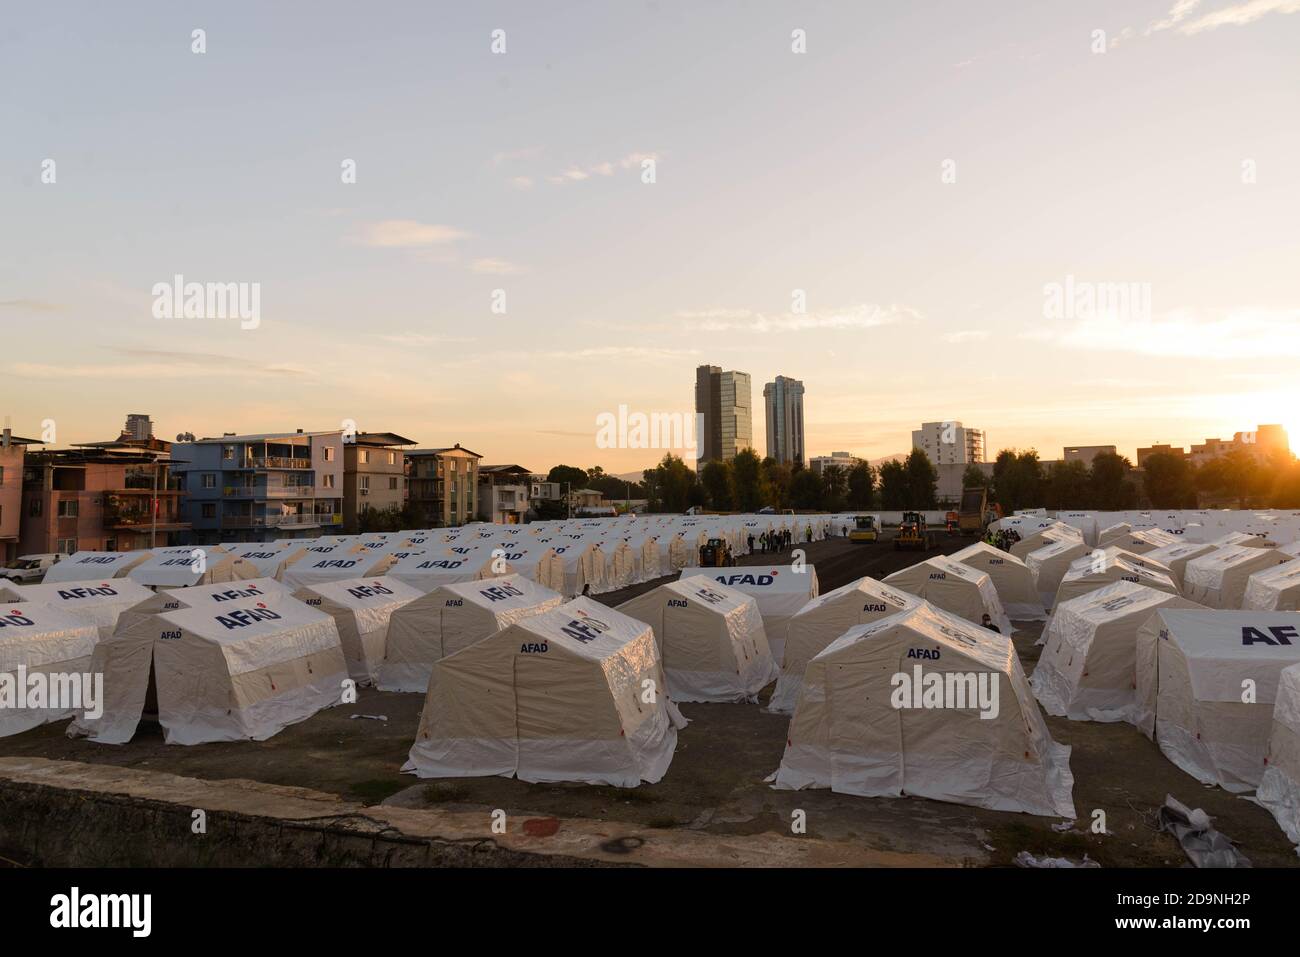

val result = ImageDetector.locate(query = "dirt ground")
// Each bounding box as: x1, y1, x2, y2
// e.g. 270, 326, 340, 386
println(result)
2, 532, 1296, 867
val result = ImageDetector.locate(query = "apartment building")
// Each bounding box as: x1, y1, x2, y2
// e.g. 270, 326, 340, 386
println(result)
1, 430, 38, 563
911, 421, 986, 466
405, 444, 481, 527
808, 451, 860, 476
1063, 445, 1117, 468
343, 431, 416, 532
1189, 425, 1289, 467
19, 442, 189, 554
173, 430, 344, 544
477, 464, 532, 524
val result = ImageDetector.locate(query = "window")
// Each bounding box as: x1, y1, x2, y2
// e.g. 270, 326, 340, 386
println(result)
387, 451, 396, 465
57, 538, 77, 553
389, 476, 398, 491
360, 449, 370, 465
322, 474, 335, 489
57, 499, 79, 518
324, 447, 335, 462
222, 445, 235, 461
202, 474, 217, 489
360, 476, 370, 491
28, 498, 41, 517
201, 504, 216, 519
105, 539, 116, 551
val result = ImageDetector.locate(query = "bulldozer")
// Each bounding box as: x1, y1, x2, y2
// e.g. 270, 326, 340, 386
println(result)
894, 511, 927, 550
698, 537, 735, 567
849, 515, 879, 543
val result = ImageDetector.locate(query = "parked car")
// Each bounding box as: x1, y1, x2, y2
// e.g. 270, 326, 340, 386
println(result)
0, 553, 70, 584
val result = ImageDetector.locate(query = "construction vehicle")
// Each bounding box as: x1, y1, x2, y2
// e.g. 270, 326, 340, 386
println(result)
894, 511, 927, 550
849, 515, 879, 543
698, 537, 735, 567
959, 487, 989, 534
944, 510, 960, 536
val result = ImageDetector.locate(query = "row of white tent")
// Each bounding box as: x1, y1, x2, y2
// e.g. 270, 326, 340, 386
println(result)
37, 513, 848, 599
9, 525, 1300, 842
998, 508, 1300, 547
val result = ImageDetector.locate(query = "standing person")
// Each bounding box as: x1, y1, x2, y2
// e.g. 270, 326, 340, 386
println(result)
747, 532, 755, 554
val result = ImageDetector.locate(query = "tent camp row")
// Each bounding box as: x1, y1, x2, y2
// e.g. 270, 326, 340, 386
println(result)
999, 509, 1300, 547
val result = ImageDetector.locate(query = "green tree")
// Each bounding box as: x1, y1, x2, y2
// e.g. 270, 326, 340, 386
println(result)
648, 453, 698, 512
700, 459, 734, 511
878, 459, 908, 509
1142, 452, 1196, 508
820, 464, 848, 512
1089, 451, 1137, 509
789, 468, 822, 510
904, 448, 938, 508
762, 457, 793, 510
729, 448, 768, 512
1043, 460, 1089, 509
962, 463, 990, 489
992, 449, 1043, 512
547, 464, 588, 491
847, 461, 875, 508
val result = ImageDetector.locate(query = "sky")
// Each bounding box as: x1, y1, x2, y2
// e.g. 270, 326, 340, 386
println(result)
3, 0, 1299, 474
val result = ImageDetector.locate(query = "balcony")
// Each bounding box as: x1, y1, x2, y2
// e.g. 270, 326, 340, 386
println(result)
220, 512, 343, 529
225, 456, 312, 470
222, 485, 314, 498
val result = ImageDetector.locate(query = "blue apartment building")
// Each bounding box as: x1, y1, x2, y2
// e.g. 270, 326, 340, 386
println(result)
172, 430, 345, 544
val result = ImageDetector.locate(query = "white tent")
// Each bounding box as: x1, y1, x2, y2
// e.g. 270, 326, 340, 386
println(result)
109, 577, 296, 637
1010, 522, 1084, 561
378, 574, 564, 692
770, 604, 1075, 818
279, 549, 399, 590
292, 576, 421, 685
1133, 608, 1300, 792
769, 577, 921, 713
0, 578, 154, 640
950, 541, 1046, 620
677, 565, 819, 665
1144, 541, 1218, 587
1051, 550, 1181, 610
1182, 544, 1293, 609
127, 546, 255, 589
616, 576, 778, 702
1031, 581, 1205, 721
1209, 531, 1275, 550
70, 591, 347, 745
404, 597, 687, 786
221, 542, 303, 579
882, 556, 1012, 634
1096, 522, 1133, 548
387, 548, 511, 593
1258, 661, 1300, 847
1026, 539, 1092, 609
42, 550, 153, 584
1243, 561, 1300, 612
1113, 527, 1179, 554
0, 602, 100, 738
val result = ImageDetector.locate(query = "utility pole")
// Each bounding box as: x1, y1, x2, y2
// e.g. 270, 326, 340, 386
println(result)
151, 458, 159, 548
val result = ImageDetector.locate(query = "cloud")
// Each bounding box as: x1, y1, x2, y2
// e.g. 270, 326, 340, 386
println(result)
1121, 0, 1300, 46
0, 299, 63, 312
9, 347, 310, 380
353, 220, 468, 247
492, 146, 544, 167
675, 303, 918, 334
1181, 0, 1300, 32
1028, 308, 1300, 359
377, 333, 477, 345
538, 345, 698, 361
943, 330, 991, 344
508, 176, 534, 190
469, 258, 525, 275
542, 152, 660, 186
